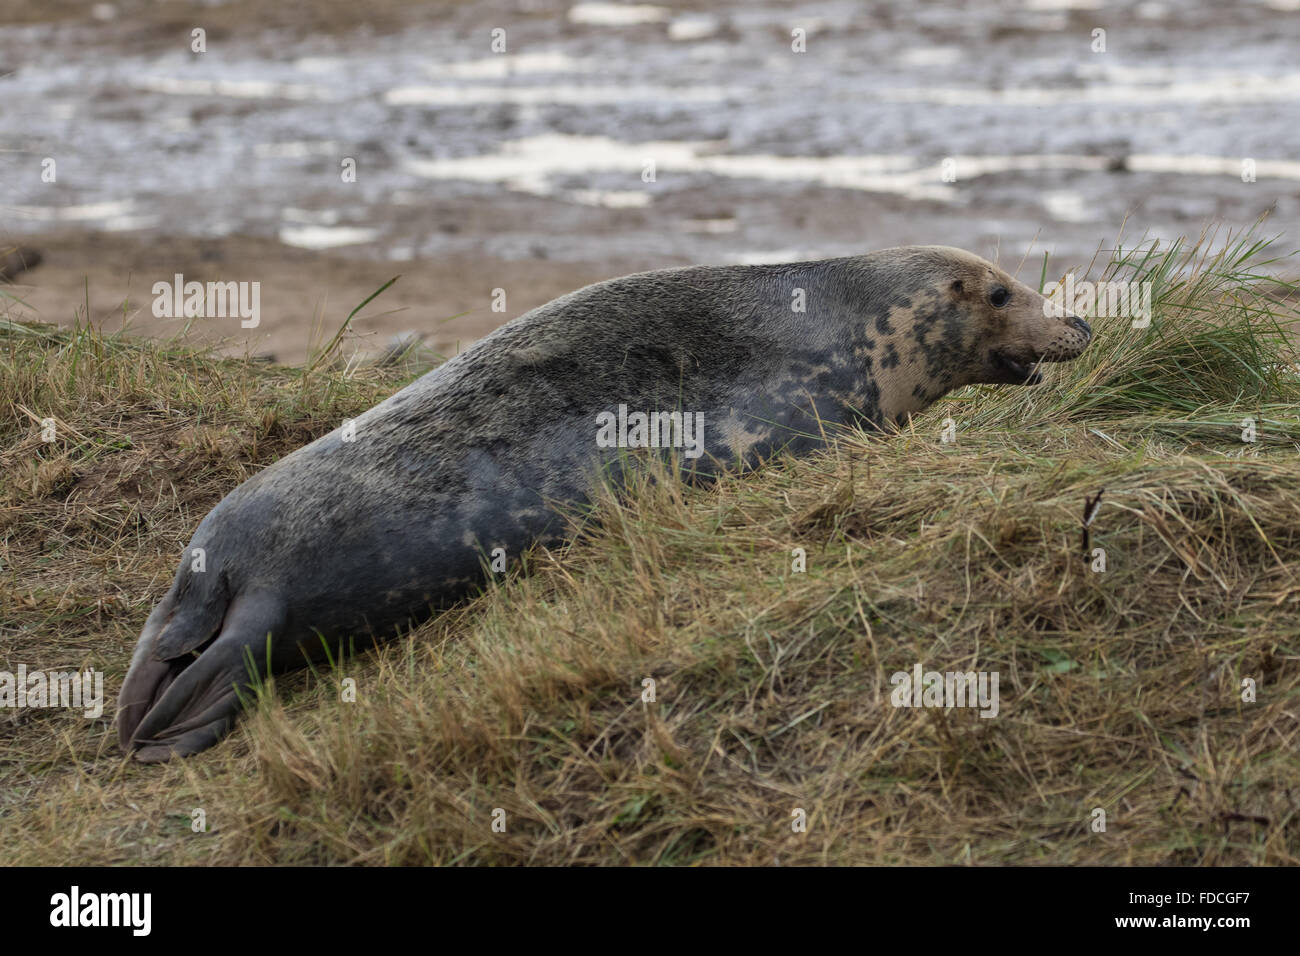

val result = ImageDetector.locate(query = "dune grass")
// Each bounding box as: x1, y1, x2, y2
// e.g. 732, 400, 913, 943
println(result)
2, 229, 1299, 865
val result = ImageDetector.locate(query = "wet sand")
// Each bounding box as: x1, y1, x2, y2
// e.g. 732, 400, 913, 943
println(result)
1, 230, 635, 363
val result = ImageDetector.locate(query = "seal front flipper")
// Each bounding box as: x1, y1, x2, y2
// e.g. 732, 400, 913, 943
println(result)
118, 590, 287, 762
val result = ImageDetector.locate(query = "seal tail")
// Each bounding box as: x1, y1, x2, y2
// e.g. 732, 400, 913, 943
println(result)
117, 589, 287, 762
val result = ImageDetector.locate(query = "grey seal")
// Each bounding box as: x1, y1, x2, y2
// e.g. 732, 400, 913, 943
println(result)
117, 246, 1092, 760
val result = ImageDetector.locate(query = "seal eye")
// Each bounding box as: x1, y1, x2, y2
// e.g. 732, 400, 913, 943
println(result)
989, 287, 1010, 308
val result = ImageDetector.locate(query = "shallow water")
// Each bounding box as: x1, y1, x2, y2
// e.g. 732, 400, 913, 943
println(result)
2, 0, 1298, 270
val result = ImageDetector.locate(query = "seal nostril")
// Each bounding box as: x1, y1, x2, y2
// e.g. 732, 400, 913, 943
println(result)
1067, 315, 1092, 338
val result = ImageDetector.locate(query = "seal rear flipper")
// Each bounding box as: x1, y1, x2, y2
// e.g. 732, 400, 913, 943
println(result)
125, 590, 288, 761
151, 586, 231, 660
133, 689, 240, 763
116, 592, 180, 750
117, 571, 232, 749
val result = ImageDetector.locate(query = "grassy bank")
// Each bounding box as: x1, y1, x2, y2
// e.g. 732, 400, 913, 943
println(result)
2, 231, 1299, 865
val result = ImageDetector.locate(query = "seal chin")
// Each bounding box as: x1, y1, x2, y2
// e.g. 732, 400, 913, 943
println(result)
987, 350, 1045, 386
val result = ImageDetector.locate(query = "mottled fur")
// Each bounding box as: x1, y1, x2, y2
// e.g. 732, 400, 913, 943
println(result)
118, 245, 1090, 760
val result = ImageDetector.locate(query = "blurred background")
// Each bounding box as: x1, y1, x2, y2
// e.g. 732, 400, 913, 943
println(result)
1, 0, 1297, 363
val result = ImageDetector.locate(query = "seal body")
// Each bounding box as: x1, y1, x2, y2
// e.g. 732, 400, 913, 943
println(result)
117, 246, 1092, 760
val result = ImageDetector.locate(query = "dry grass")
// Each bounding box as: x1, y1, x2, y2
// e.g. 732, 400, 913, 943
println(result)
2, 229, 1300, 865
